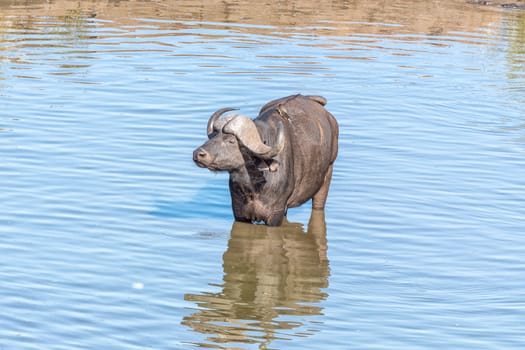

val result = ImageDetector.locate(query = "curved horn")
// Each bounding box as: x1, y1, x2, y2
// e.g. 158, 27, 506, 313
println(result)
207, 107, 239, 137
224, 116, 284, 159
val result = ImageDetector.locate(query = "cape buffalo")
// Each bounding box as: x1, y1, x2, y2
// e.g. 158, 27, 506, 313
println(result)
193, 94, 338, 226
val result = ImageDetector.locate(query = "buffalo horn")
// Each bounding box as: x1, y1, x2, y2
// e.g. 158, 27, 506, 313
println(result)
207, 107, 239, 137
224, 115, 284, 159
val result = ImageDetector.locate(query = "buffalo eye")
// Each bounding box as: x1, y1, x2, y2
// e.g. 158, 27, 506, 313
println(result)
225, 135, 237, 144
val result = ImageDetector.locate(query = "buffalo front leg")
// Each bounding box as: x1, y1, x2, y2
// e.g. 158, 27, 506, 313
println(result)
312, 163, 334, 210
265, 208, 285, 226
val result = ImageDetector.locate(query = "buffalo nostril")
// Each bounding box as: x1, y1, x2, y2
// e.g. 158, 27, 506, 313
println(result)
198, 150, 207, 159
193, 148, 208, 161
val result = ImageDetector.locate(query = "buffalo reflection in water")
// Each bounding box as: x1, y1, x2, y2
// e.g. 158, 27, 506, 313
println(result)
182, 210, 329, 349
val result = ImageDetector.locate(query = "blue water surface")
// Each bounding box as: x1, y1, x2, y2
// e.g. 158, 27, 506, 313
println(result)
1, 1, 524, 349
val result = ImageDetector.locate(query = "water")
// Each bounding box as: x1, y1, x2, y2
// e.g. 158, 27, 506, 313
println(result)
1, 0, 525, 349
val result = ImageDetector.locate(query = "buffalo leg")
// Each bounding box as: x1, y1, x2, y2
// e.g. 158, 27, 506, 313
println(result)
312, 163, 334, 209
266, 209, 285, 226
234, 215, 251, 223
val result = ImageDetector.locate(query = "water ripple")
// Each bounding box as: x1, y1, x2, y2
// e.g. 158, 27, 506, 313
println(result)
1, 1, 525, 349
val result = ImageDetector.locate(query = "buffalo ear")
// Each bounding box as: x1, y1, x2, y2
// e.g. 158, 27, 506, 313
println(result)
268, 159, 280, 172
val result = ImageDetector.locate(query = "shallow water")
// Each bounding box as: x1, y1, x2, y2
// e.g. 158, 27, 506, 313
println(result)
1, 0, 525, 349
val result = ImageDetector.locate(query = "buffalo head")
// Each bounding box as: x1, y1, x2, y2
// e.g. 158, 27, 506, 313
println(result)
193, 107, 284, 172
